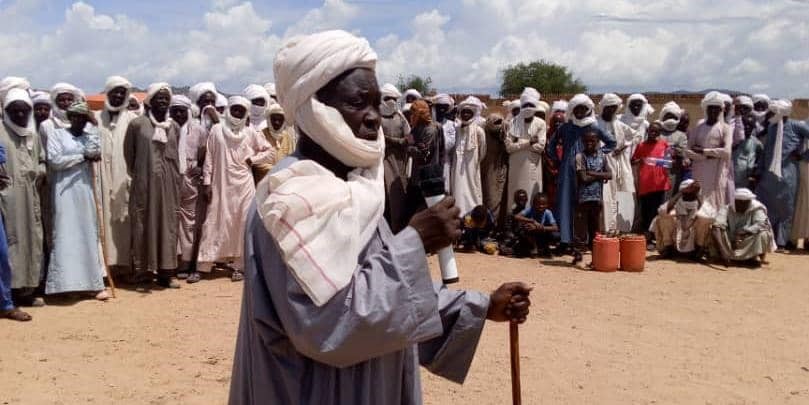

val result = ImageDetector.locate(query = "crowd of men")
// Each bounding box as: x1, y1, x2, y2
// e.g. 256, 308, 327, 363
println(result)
1, 68, 808, 322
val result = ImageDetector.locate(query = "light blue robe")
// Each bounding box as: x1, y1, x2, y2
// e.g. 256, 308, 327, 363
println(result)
547, 123, 616, 244
45, 127, 105, 294
755, 120, 809, 247
229, 153, 490, 405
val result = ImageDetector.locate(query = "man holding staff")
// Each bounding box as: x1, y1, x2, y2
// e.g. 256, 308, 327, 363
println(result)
229, 30, 531, 405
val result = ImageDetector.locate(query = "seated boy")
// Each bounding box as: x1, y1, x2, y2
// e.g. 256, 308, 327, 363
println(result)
498, 189, 529, 256
514, 193, 559, 258
459, 205, 496, 253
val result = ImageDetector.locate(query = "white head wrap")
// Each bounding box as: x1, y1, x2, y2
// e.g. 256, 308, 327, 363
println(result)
679, 178, 695, 192
433, 93, 454, 106
404, 89, 422, 101
170, 95, 192, 109
221, 95, 251, 141
700, 91, 725, 116
265, 103, 289, 139
50, 82, 84, 127
620, 93, 653, 132
189, 82, 218, 106
260, 29, 385, 307
659, 101, 682, 131
103, 76, 133, 112
2, 88, 36, 150
380, 83, 402, 117
144, 82, 172, 143
518, 87, 541, 119
751, 94, 771, 105
736, 95, 754, 109
31, 91, 51, 106
264, 82, 277, 102
551, 100, 568, 113
458, 96, 483, 124
244, 84, 271, 130
215, 93, 227, 108
128, 95, 144, 116
599, 93, 623, 122
0, 77, 31, 115
767, 99, 793, 179
567, 94, 596, 127
734, 188, 756, 201
537, 101, 549, 114
171, 95, 193, 172
751, 94, 771, 124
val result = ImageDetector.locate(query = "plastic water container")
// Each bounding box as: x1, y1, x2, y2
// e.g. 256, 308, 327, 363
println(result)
592, 234, 620, 272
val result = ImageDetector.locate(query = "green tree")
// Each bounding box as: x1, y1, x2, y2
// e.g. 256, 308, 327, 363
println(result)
396, 74, 434, 96
499, 60, 587, 97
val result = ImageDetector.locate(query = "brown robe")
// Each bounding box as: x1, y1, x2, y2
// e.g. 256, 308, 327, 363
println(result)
123, 115, 181, 276
481, 120, 509, 228
381, 113, 410, 233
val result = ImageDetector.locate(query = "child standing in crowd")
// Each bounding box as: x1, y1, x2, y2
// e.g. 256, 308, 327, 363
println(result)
574, 130, 613, 263
514, 193, 559, 258
632, 122, 672, 248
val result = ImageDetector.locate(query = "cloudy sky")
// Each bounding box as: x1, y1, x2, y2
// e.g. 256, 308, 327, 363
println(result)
1, 0, 808, 97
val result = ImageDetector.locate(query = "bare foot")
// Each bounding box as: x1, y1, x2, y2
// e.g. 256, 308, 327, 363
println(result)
95, 290, 111, 301
2, 308, 32, 322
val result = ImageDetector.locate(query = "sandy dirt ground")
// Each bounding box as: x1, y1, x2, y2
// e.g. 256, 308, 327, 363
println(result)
2, 251, 809, 405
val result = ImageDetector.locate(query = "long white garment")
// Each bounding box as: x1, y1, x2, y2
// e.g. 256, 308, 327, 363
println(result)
597, 116, 636, 232
505, 117, 546, 200
442, 119, 456, 191
451, 122, 486, 214
792, 136, 809, 242
94, 109, 135, 267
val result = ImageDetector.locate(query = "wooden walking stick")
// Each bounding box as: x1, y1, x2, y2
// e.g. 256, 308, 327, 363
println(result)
510, 321, 521, 405
91, 164, 116, 298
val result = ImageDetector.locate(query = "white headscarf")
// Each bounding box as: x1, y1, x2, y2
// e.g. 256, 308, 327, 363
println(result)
128, 95, 144, 116
620, 93, 653, 131
215, 93, 227, 109
567, 94, 596, 127
700, 91, 725, 117
551, 100, 568, 113
433, 93, 454, 107
189, 82, 218, 107
537, 101, 549, 115
50, 82, 84, 128
170, 95, 193, 172
145, 82, 173, 143
31, 91, 50, 106
719, 93, 734, 123
458, 96, 483, 124
265, 103, 289, 140
659, 101, 683, 132
736, 95, 754, 109
0, 77, 31, 117
751, 94, 771, 124
519, 87, 541, 119
380, 83, 402, 117
103, 76, 132, 112
264, 82, 277, 102
734, 188, 756, 201
598, 93, 623, 121
767, 99, 792, 179
259, 29, 385, 306
404, 88, 422, 102
244, 84, 270, 130
221, 96, 250, 142
2, 88, 36, 150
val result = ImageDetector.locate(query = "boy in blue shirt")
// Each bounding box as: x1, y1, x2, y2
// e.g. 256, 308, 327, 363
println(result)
514, 193, 559, 258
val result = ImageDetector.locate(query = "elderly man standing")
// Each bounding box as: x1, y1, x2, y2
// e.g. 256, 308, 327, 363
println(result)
379, 83, 411, 233
712, 188, 774, 267
505, 88, 546, 204
1, 88, 47, 306
687, 92, 733, 211
124, 83, 182, 289
229, 30, 531, 405
755, 100, 809, 250
597, 93, 637, 233
96, 76, 136, 276
432, 93, 456, 191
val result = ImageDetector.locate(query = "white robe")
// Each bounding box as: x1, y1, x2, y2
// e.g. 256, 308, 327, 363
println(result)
597, 117, 637, 232
95, 109, 135, 267
792, 136, 809, 242
451, 122, 486, 215
505, 118, 546, 201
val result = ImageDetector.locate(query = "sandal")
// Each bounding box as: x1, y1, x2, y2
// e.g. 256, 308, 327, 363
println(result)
186, 272, 201, 284
2, 308, 32, 322
176, 271, 190, 280
231, 270, 244, 282
95, 290, 111, 301
156, 276, 181, 289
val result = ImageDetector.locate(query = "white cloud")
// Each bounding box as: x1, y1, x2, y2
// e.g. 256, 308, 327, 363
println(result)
0, 0, 807, 99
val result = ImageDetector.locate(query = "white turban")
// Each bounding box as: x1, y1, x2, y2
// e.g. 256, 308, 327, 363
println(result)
679, 179, 695, 192
170, 95, 192, 109
734, 188, 756, 201
659, 101, 683, 131
103, 76, 133, 112
404, 89, 422, 101
215, 93, 227, 108
599, 93, 623, 110
244, 84, 270, 130
144, 82, 172, 107
700, 91, 725, 113
719, 93, 733, 105
567, 94, 596, 127
552, 100, 568, 113
458, 96, 484, 124
31, 91, 51, 106
736, 95, 754, 108
766, 99, 793, 179
434, 93, 454, 106
519, 88, 540, 119
537, 101, 549, 114
380, 83, 402, 99
50, 82, 84, 105
2, 88, 36, 149
274, 29, 380, 168
751, 94, 770, 105
625, 93, 654, 117
264, 82, 277, 100
0, 76, 31, 112
261, 29, 385, 307
189, 82, 218, 105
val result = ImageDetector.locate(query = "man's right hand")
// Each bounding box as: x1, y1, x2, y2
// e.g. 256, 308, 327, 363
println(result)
409, 196, 461, 254
204, 106, 220, 124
